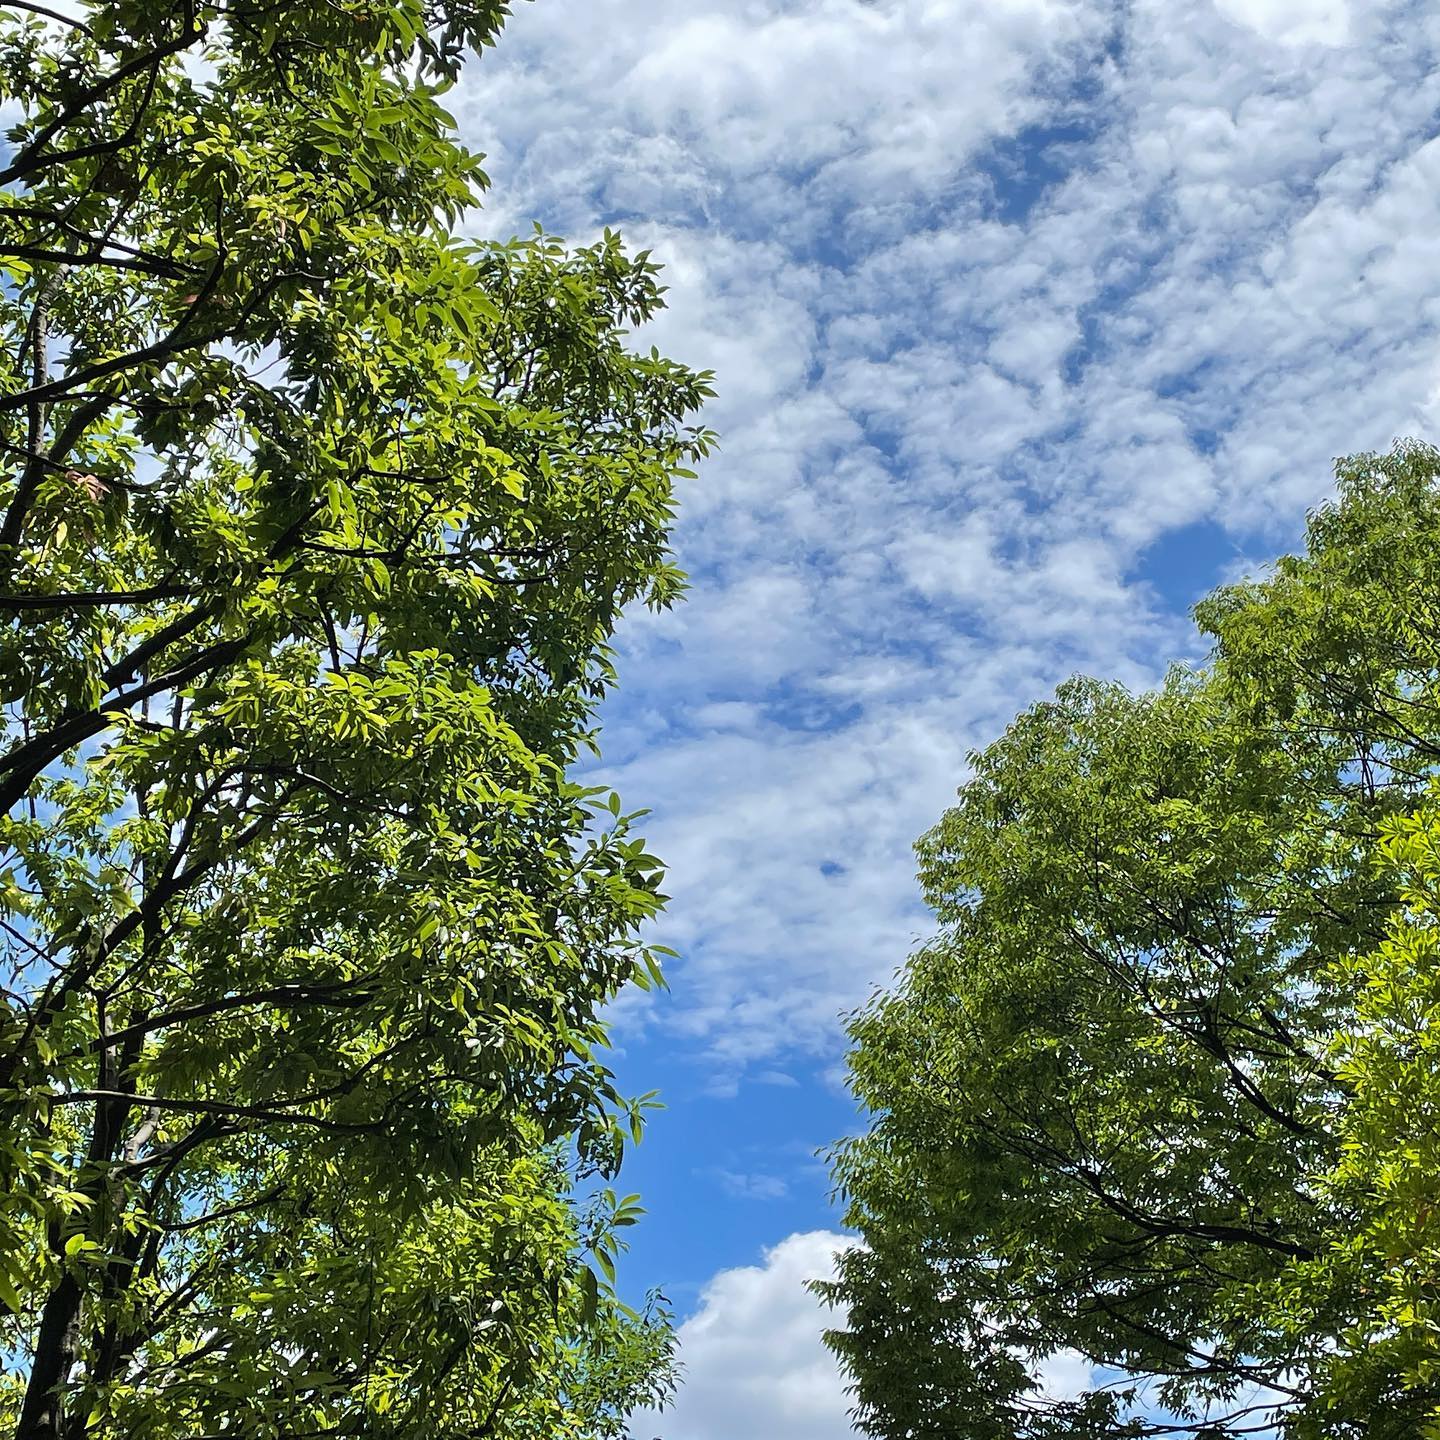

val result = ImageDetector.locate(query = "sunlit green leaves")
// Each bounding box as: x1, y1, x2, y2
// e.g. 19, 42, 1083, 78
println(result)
0, 0, 711, 1433
823, 443, 1440, 1439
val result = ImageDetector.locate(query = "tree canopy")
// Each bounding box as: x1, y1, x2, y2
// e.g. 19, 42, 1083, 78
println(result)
0, 0, 712, 1435
821, 442, 1440, 1438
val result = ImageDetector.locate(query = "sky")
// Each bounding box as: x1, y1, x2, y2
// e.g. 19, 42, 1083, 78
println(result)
443, 1, 1440, 1434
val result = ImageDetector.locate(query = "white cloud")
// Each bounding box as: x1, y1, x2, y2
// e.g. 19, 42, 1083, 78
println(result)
713, 1169, 791, 1200
638, 1231, 860, 1440
458, 0, 1440, 1082
636, 1230, 1096, 1439
1033, 1348, 1096, 1402
1212, 0, 1353, 46
460, 0, 1113, 238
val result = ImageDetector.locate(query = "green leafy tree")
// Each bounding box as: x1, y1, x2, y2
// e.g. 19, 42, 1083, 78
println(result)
820, 442, 1440, 1438
0, 0, 712, 1435
1295, 805, 1440, 1438
1202, 443, 1440, 1436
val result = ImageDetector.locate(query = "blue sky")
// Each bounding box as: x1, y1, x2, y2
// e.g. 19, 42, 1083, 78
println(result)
448, 0, 1440, 1433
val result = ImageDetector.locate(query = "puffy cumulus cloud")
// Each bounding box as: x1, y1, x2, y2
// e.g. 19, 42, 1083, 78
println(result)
455, 0, 1440, 1079
635, 1231, 1094, 1439
635, 1231, 860, 1440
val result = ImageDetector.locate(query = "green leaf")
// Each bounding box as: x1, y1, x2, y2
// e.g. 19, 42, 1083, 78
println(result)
0, 5, 706, 1430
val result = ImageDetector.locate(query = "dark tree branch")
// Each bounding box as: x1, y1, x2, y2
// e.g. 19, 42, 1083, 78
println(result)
88, 978, 376, 1054
0, 9, 203, 190
0, 584, 197, 611
4, 1, 94, 33
0, 243, 191, 279
56, 1089, 389, 1135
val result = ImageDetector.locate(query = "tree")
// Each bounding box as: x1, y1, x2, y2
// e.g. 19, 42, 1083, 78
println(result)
820, 442, 1440, 1438
1292, 803, 1440, 1438
0, 0, 712, 1434
1206, 443, 1440, 1437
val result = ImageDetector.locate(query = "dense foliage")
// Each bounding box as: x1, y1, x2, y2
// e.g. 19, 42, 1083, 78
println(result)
821, 442, 1440, 1438
0, 0, 712, 1435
